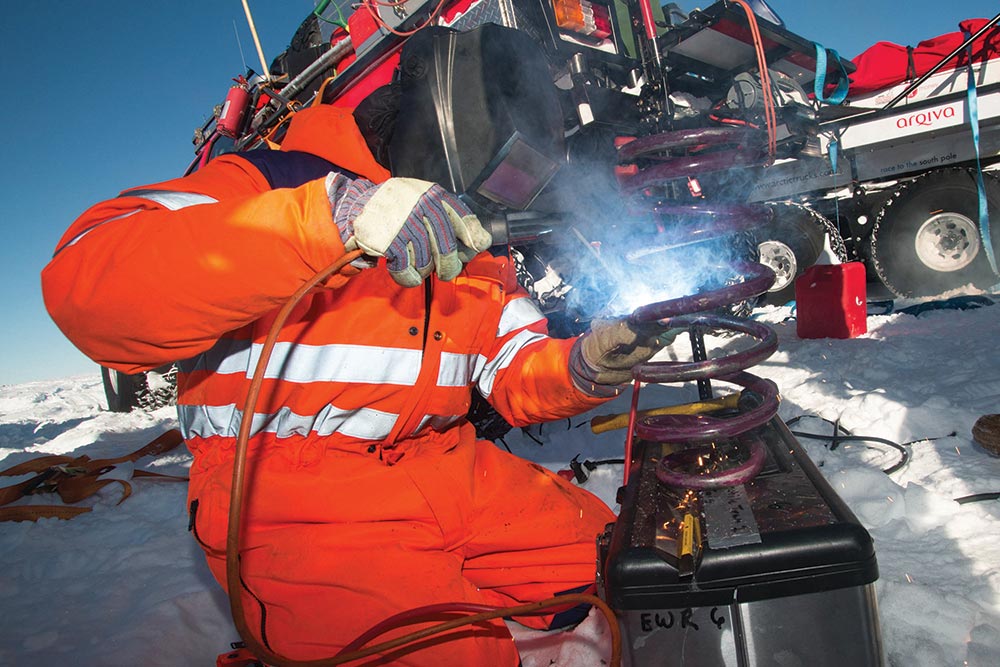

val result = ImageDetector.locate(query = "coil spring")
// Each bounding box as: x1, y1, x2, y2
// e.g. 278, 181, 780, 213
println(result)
616, 127, 781, 488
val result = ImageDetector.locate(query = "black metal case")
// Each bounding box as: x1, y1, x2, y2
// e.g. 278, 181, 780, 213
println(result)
599, 417, 884, 666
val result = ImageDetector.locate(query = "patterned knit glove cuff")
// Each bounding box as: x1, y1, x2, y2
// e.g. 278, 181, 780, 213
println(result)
326, 172, 378, 246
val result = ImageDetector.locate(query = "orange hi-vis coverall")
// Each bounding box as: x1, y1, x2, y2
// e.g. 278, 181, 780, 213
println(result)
42, 105, 617, 665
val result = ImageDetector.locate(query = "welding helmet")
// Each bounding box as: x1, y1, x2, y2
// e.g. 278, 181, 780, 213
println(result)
355, 24, 565, 216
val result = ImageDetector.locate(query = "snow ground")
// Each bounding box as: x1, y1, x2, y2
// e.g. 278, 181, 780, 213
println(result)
2, 299, 1000, 666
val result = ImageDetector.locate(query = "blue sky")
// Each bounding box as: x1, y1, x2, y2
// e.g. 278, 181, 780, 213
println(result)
2, 0, 997, 386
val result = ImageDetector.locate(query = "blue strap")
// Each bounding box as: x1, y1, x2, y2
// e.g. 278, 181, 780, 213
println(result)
814, 43, 849, 105
964, 30, 1000, 281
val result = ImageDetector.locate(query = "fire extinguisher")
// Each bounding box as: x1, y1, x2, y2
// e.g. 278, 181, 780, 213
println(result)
217, 76, 252, 138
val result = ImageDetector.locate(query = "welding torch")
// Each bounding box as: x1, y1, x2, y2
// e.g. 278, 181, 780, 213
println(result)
478, 209, 563, 247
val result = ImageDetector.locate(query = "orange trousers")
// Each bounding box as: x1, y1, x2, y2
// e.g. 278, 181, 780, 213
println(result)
188, 432, 615, 666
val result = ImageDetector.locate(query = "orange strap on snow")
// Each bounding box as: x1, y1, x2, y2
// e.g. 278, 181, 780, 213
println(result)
0, 429, 188, 522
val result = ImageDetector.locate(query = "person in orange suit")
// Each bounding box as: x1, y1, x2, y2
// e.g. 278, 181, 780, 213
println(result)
42, 102, 667, 665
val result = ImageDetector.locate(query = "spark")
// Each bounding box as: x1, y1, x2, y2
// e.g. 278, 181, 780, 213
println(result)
905, 573, 914, 584
580, 509, 584, 519
886, 496, 894, 503
956, 446, 962, 456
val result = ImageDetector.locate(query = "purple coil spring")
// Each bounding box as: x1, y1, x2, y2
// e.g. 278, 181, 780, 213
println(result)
616, 126, 780, 490
625, 262, 779, 489
617, 127, 767, 196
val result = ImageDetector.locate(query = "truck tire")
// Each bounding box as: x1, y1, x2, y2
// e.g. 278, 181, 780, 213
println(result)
755, 202, 847, 305
101, 367, 144, 413
101, 365, 178, 413
870, 168, 1000, 298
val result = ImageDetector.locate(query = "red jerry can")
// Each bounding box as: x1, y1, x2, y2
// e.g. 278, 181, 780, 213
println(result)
795, 262, 868, 339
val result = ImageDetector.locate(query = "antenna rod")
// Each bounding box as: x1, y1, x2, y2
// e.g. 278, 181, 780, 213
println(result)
232, 20, 249, 73
241, 0, 272, 82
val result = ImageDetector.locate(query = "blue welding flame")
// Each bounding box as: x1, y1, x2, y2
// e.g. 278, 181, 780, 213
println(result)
564, 226, 746, 319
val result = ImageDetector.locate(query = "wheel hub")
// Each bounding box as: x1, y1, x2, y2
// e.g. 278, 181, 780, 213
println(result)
914, 212, 981, 272
758, 240, 797, 291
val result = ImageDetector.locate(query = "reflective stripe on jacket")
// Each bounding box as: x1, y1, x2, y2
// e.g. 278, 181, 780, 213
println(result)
42, 105, 609, 459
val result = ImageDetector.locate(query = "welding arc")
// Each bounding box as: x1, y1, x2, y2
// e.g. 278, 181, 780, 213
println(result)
628, 260, 775, 322
226, 250, 622, 667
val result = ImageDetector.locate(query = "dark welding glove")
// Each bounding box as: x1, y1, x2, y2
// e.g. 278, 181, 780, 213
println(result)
569, 318, 673, 396
327, 173, 493, 287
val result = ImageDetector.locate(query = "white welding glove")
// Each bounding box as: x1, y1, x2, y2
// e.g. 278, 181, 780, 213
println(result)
327, 173, 493, 287
569, 318, 674, 396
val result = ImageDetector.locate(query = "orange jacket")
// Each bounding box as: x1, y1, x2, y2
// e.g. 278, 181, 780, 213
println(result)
42, 105, 609, 458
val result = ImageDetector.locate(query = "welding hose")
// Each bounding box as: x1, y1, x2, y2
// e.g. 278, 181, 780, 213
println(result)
732, 0, 778, 158
334, 595, 621, 663
226, 250, 622, 667
792, 431, 911, 476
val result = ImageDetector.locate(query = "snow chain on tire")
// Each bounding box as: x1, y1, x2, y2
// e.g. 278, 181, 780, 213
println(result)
137, 366, 178, 411
870, 167, 999, 298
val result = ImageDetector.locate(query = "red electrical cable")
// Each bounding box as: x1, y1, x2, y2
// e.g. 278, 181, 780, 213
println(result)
336, 595, 622, 664
337, 602, 498, 655
622, 378, 642, 486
